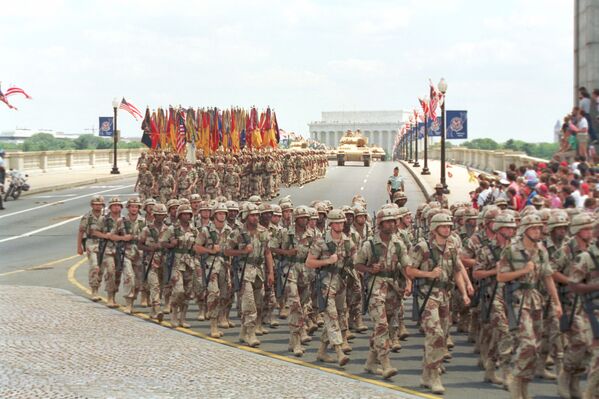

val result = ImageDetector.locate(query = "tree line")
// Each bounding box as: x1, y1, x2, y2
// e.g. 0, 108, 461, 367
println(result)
457, 138, 557, 160
1, 134, 144, 152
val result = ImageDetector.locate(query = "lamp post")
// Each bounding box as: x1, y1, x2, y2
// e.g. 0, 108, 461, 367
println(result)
111, 98, 120, 174
421, 97, 431, 175
408, 126, 413, 162
413, 120, 420, 168
438, 78, 449, 193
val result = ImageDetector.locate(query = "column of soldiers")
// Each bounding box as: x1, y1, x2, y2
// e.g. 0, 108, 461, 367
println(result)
77, 181, 599, 398
135, 148, 328, 203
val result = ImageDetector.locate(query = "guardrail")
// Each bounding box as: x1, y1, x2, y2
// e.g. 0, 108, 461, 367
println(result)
4, 148, 145, 173
428, 146, 548, 172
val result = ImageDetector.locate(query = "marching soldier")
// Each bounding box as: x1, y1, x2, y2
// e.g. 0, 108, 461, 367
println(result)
77, 195, 105, 302
135, 163, 154, 200
119, 197, 146, 314
157, 165, 175, 204
223, 164, 241, 200
164, 199, 180, 226
497, 214, 563, 399
204, 162, 220, 200
347, 205, 370, 334
430, 183, 449, 209
355, 207, 412, 379
407, 213, 471, 394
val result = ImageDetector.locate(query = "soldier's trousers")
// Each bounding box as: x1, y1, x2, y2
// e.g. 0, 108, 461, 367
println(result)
320, 275, 347, 346
170, 267, 193, 307
368, 279, 401, 360
121, 256, 136, 299
133, 257, 147, 296
206, 262, 229, 320
102, 253, 118, 294
511, 306, 543, 380
422, 296, 450, 370
346, 274, 363, 327
262, 280, 277, 323
240, 276, 265, 329
87, 249, 102, 290
193, 263, 206, 305
159, 189, 172, 204
540, 305, 563, 362
489, 296, 513, 367
147, 265, 163, 306
563, 312, 592, 375
286, 264, 309, 334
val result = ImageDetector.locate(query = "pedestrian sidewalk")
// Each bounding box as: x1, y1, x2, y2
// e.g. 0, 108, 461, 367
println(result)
0, 285, 412, 399
21, 164, 138, 196
400, 159, 479, 206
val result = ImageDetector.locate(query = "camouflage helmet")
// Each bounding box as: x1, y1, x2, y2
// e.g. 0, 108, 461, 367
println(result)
392, 191, 407, 202
537, 208, 551, 223
216, 195, 228, 203
108, 196, 122, 207
341, 205, 355, 216
376, 207, 397, 224
494, 198, 508, 207
142, 198, 156, 208
316, 203, 328, 214
211, 203, 228, 217
352, 205, 368, 217
464, 207, 479, 220
152, 203, 167, 215
225, 200, 239, 211
307, 207, 318, 219
244, 203, 261, 217
547, 211, 569, 231
430, 213, 453, 231
570, 213, 595, 235
518, 214, 544, 236
531, 195, 545, 207
327, 209, 346, 223
453, 207, 467, 219
565, 207, 582, 219
190, 194, 202, 202
293, 206, 310, 221
258, 203, 273, 214
483, 205, 501, 221
90, 195, 105, 205
278, 195, 293, 206
180, 166, 188, 173
199, 200, 211, 211
126, 196, 142, 208
271, 204, 282, 216
323, 200, 333, 211
492, 213, 517, 232
166, 199, 180, 210
434, 183, 444, 190
176, 204, 193, 218
520, 205, 537, 218
397, 207, 411, 218
247, 195, 262, 205
280, 201, 293, 211
178, 198, 191, 206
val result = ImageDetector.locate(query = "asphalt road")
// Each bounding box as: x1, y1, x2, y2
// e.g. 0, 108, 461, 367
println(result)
0, 161, 560, 398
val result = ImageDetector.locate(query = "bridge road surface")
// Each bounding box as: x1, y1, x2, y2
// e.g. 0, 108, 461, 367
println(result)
0, 161, 561, 398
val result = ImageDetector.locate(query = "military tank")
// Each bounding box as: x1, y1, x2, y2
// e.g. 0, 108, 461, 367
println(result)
335, 130, 386, 167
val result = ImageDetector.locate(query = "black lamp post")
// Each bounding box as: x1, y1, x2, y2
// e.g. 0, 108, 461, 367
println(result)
413, 119, 420, 168
408, 126, 413, 162
421, 98, 430, 175
438, 78, 449, 193
111, 98, 120, 174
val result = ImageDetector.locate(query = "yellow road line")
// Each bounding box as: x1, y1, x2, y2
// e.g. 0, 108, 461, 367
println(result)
0, 254, 82, 277
67, 259, 440, 399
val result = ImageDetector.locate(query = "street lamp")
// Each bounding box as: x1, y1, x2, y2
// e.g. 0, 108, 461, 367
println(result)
408, 125, 413, 163
438, 78, 449, 193
413, 117, 420, 168
111, 97, 120, 174
421, 96, 431, 175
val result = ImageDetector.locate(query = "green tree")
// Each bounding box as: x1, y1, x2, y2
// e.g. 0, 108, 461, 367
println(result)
460, 138, 499, 150
22, 133, 75, 151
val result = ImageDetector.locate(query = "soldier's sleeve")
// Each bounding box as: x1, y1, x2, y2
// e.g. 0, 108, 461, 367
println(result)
309, 237, 325, 258
159, 225, 174, 244
569, 252, 590, 284
194, 227, 208, 246
473, 247, 488, 273
538, 247, 553, 278
461, 236, 476, 258
498, 246, 513, 273
408, 241, 425, 270
91, 215, 104, 233
139, 227, 149, 244
551, 245, 568, 273
225, 229, 241, 250
397, 239, 410, 268
79, 214, 88, 233
270, 228, 283, 249
281, 229, 291, 250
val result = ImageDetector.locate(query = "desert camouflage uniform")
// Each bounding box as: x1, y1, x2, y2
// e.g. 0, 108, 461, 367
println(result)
118, 214, 146, 300
79, 210, 103, 292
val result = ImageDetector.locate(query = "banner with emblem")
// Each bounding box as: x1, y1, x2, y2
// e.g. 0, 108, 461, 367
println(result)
445, 110, 468, 139
417, 122, 425, 139
99, 117, 114, 137
427, 116, 441, 137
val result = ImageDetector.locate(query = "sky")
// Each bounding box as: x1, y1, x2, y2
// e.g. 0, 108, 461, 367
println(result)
1, 0, 573, 143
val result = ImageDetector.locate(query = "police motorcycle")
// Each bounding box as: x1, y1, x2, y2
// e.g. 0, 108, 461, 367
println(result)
4, 169, 30, 201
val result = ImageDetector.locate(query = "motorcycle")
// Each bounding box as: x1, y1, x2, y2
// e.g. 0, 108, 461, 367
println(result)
4, 169, 30, 201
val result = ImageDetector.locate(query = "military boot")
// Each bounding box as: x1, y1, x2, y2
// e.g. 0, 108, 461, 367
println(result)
364, 350, 382, 375
380, 355, 398, 380
420, 368, 432, 389
179, 304, 190, 328
316, 342, 336, 363
484, 359, 504, 385
570, 375, 582, 399
557, 370, 572, 399
582, 371, 599, 399
521, 379, 531, 399
316, 313, 324, 327
398, 323, 409, 340
245, 326, 261, 347
106, 293, 118, 308
446, 334, 455, 350
300, 327, 312, 344
355, 314, 368, 332
334, 344, 349, 367
217, 311, 229, 329
210, 319, 223, 338
346, 330, 356, 341
269, 313, 280, 328
238, 325, 248, 344
124, 297, 134, 314
278, 306, 289, 319
196, 301, 206, 321
163, 295, 171, 314
502, 366, 513, 391
341, 330, 352, 354
288, 333, 304, 357
429, 369, 446, 394
389, 327, 401, 352
306, 319, 318, 335
535, 353, 556, 380
256, 323, 269, 336
170, 305, 180, 328
140, 291, 149, 307
154, 305, 164, 323
90, 287, 101, 302
508, 377, 524, 399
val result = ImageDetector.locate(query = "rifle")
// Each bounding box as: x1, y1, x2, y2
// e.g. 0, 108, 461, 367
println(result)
143, 251, 156, 282
163, 249, 175, 286
482, 280, 498, 323
418, 278, 437, 319
362, 240, 380, 316
276, 233, 295, 299
115, 241, 126, 274
204, 250, 218, 286
235, 232, 254, 292
318, 241, 338, 313
559, 283, 579, 333
504, 281, 525, 331
582, 292, 599, 339
411, 278, 420, 321
97, 238, 107, 267
232, 256, 241, 292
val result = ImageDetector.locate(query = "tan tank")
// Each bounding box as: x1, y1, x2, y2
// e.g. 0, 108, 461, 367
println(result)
335, 130, 386, 166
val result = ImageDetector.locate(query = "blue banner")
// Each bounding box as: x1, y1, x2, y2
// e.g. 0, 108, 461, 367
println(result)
99, 117, 114, 137
446, 110, 468, 139
428, 117, 442, 137
417, 122, 425, 139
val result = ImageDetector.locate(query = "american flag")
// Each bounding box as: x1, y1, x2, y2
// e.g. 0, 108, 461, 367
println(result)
119, 98, 143, 121
177, 111, 186, 153
0, 85, 17, 110
4, 86, 32, 99
418, 97, 429, 116
428, 79, 444, 120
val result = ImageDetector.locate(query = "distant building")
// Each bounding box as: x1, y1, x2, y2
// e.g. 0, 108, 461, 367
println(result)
308, 110, 410, 156
0, 128, 82, 144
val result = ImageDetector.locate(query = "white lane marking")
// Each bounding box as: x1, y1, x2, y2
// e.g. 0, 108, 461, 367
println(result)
31, 194, 78, 198
0, 215, 81, 244
0, 184, 134, 220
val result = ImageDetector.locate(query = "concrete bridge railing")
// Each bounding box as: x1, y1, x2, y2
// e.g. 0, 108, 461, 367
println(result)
428, 147, 548, 173
4, 148, 145, 173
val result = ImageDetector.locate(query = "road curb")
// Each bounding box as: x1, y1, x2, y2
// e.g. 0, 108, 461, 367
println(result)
23, 172, 138, 197
398, 160, 431, 202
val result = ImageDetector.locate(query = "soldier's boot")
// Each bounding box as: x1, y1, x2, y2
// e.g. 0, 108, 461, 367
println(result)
306, 319, 318, 335
106, 293, 117, 308
535, 353, 556, 380
334, 344, 350, 367
582, 372, 599, 399
341, 330, 352, 354
179, 304, 191, 328
446, 335, 455, 350
278, 306, 289, 319
124, 297, 134, 314
389, 327, 401, 352
269, 313, 280, 328
364, 350, 382, 375
90, 287, 101, 302
210, 319, 223, 338
484, 359, 504, 385
164, 294, 171, 314
245, 326, 261, 347
570, 375, 582, 399
429, 369, 446, 394
300, 327, 312, 344
508, 377, 524, 399
140, 291, 149, 307
398, 323, 409, 340
170, 305, 180, 328
521, 379, 531, 399
547, 354, 555, 367
238, 326, 248, 344
316, 342, 336, 363
502, 366, 514, 391
355, 314, 368, 332
226, 315, 236, 328
288, 333, 304, 357
256, 323, 270, 336
196, 301, 206, 321
557, 370, 572, 399
154, 305, 164, 323
346, 330, 355, 341
420, 368, 432, 389
217, 310, 229, 329
380, 355, 398, 380
316, 313, 324, 327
